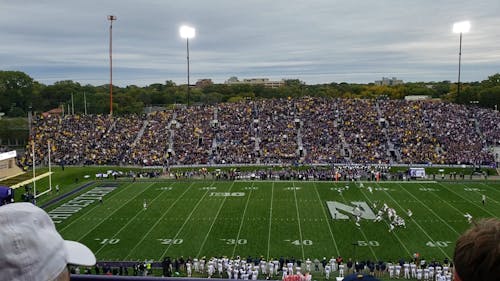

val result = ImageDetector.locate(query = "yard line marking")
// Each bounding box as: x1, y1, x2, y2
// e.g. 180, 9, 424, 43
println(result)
159, 181, 217, 259
312, 182, 339, 256
76, 182, 155, 241
397, 183, 460, 235
58, 182, 136, 233
375, 182, 450, 258
196, 181, 236, 258
232, 182, 254, 257
266, 182, 274, 259
94, 183, 176, 255
292, 181, 305, 260
338, 185, 378, 260
124, 182, 194, 260
358, 186, 411, 257
435, 182, 498, 216
477, 182, 500, 195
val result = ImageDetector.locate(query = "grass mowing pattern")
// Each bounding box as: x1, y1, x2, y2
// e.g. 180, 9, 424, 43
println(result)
52, 180, 499, 263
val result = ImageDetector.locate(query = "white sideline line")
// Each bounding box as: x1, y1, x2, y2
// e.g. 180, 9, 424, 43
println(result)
266, 182, 274, 259
398, 183, 460, 235
312, 182, 339, 256
75, 183, 155, 241
59, 182, 135, 233
159, 181, 218, 259
375, 182, 449, 258
196, 181, 236, 258
236, 180, 438, 184
232, 182, 254, 257
338, 184, 378, 260
292, 181, 306, 260
94, 182, 172, 255
358, 186, 411, 257
125, 182, 194, 260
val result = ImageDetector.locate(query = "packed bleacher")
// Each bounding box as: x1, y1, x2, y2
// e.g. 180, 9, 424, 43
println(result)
24, 97, 499, 167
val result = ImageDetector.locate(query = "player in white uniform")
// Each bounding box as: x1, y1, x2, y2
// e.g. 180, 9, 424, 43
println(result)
395, 264, 401, 278
464, 212, 473, 223
423, 268, 429, 281
193, 258, 199, 272
410, 262, 417, 278
416, 268, 422, 280
388, 263, 395, 279
186, 261, 192, 277
324, 264, 331, 280
407, 209, 412, 217
305, 258, 312, 272
403, 262, 410, 279
338, 263, 345, 278
367, 186, 373, 193
143, 199, 147, 210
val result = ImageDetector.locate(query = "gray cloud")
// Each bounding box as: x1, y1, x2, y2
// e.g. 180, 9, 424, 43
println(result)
0, 0, 499, 86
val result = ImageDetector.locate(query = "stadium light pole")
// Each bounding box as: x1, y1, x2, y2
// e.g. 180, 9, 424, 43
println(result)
179, 25, 195, 107
453, 21, 470, 99
108, 15, 117, 115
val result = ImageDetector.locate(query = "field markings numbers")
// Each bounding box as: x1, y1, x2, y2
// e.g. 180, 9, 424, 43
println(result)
158, 182, 219, 259
375, 182, 450, 258
313, 182, 340, 256
231, 182, 255, 257
338, 186, 378, 260
291, 181, 306, 260
75, 182, 155, 242
436, 182, 498, 216
358, 187, 411, 257
123, 182, 195, 260
399, 183, 460, 235
58, 182, 137, 233
196, 181, 237, 258
94, 183, 175, 255
266, 182, 274, 259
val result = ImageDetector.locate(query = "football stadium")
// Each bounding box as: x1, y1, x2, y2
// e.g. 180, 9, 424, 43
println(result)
1, 2, 500, 281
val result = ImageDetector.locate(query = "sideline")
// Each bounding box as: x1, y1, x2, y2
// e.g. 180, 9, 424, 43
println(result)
10, 172, 53, 189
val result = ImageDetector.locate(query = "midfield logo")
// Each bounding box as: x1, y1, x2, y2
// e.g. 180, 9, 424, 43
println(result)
326, 201, 376, 220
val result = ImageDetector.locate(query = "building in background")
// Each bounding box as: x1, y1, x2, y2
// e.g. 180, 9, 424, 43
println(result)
225, 77, 285, 88
375, 77, 403, 86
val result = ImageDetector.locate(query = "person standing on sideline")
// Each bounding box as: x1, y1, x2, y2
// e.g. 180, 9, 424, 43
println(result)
0, 203, 96, 281
482, 194, 486, 205
453, 217, 500, 281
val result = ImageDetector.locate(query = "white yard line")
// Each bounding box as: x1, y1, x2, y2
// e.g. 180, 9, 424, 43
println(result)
375, 183, 450, 258
124, 182, 194, 260
75, 183, 155, 241
231, 182, 254, 257
435, 182, 498, 216
94, 182, 173, 255
292, 181, 306, 260
266, 182, 274, 259
312, 182, 340, 256
397, 183, 460, 235
338, 184, 378, 260
59, 182, 136, 233
196, 181, 236, 258
159, 182, 218, 259
358, 187, 411, 257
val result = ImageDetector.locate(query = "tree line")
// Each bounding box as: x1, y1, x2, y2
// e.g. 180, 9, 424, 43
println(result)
0, 70, 499, 117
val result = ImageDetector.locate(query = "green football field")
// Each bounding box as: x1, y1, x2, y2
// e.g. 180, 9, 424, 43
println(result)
47, 179, 500, 265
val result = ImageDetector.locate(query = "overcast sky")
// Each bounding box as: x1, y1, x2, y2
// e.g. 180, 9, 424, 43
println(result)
1, 0, 499, 86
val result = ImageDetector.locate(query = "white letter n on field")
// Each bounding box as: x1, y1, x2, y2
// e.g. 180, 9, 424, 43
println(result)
326, 201, 376, 220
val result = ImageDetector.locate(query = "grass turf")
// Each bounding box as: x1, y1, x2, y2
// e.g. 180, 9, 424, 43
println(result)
47, 179, 499, 266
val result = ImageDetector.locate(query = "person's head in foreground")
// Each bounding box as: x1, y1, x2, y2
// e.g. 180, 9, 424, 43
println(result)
0, 202, 96, 281
453, 217, 500, 281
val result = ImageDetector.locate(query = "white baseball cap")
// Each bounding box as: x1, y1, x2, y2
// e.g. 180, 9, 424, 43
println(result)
0, 202, 96, 281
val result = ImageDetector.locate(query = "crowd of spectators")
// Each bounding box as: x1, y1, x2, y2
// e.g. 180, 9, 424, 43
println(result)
23, 97, 499, 167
